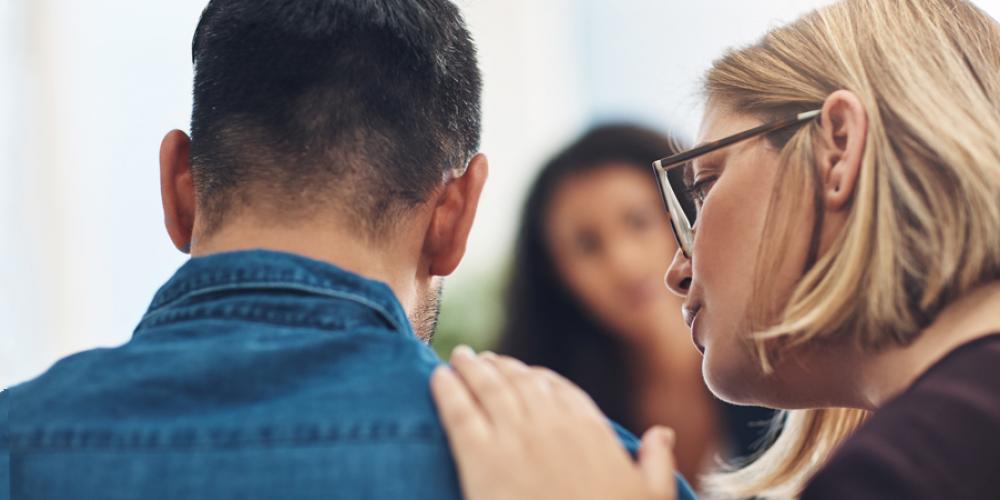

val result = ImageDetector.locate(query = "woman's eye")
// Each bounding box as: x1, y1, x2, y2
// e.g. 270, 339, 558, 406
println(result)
687, 176, 719, 208
625, 210, 653, 231
574, 231, 601, 255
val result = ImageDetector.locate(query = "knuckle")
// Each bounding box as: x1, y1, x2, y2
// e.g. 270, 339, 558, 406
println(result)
510, 366, 539, 386
497, 354, 526, 367
470, 366, 504, 393
443, 402, 479, 430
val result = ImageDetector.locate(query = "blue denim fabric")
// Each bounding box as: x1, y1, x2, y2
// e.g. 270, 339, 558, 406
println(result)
3, 250, 694, 500
2, 389, 9, 500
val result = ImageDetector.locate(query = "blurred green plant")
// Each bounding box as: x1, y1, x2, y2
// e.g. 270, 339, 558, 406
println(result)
432, 266, 507, 359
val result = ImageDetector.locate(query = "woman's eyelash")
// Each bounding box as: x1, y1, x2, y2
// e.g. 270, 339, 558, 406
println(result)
685, 176, 718, 196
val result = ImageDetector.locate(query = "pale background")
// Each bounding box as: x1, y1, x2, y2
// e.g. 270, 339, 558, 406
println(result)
5, 0, 1000, 387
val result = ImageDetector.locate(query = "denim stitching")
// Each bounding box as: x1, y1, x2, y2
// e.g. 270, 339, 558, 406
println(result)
150, 267, 371, 311
9, 422, 442, 451
137, 304, 361, 331
141, 282, 404, 333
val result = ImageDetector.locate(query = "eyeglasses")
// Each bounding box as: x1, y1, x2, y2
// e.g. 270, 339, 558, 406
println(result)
651, 109, 821, 258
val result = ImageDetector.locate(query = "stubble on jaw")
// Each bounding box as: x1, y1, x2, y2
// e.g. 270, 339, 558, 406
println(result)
409, 278, 444, 342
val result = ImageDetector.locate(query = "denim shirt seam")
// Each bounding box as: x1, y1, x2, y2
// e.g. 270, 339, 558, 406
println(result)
140, 281, 406, 334
8, 421, 443, 452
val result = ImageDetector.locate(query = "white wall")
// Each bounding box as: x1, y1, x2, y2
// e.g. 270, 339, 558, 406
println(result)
2, 1, 204, 385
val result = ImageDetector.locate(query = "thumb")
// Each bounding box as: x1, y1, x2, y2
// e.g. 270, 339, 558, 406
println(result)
638, 426, 678, 500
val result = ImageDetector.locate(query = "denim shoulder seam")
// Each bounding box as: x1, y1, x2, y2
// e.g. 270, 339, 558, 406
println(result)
141, 281, 405, 333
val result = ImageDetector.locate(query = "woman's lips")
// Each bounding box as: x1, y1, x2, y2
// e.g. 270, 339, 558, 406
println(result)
682, 305, 699, 328
690, 313, 706, 354
683, 303, 705, 354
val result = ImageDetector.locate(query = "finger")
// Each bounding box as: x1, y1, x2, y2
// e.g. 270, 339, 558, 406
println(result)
639, 426, 678, 500
482, 353, 552, 417
449, 345, 524, 424
430, 365, 491, 445
535, 368, 627, 449
538, 368, 603, 416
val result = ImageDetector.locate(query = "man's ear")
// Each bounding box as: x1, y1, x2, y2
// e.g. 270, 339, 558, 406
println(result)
422, 153, 489, 276
160, 130, 197, 254
816, 90, 868, 211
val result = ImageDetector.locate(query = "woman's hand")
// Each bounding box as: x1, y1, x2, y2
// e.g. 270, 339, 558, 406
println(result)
431, 346, 679, 500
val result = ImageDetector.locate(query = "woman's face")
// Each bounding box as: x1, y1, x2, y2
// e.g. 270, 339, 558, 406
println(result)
545, 164, 689, 346
665, 104, 822, 407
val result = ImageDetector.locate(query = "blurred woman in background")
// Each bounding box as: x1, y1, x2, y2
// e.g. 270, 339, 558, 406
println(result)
497, 125, 773, 486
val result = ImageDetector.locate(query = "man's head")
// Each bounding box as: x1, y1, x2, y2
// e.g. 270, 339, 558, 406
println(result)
158, 0, 487, 340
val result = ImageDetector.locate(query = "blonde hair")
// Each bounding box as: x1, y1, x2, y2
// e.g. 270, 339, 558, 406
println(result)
700, 0, 1000, 497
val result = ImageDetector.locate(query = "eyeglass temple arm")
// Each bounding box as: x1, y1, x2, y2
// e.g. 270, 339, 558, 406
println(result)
654, 109, 822, 170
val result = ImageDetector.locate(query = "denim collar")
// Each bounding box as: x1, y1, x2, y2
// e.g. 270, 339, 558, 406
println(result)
136, 249, 413, 337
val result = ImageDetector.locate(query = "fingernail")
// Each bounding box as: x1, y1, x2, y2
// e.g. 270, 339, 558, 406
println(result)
434, 365, 455, 380
481, 351, 497, 359
432, 366, 460, 389
663, 428, 676, 448
452, 344, 475, 360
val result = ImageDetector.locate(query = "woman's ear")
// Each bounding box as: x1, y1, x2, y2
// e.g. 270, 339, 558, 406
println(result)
159, 130, 197, 253
422, 154, 489, 277
817, 90, 868, 211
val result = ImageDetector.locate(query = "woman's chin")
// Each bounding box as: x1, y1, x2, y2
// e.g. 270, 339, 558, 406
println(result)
703, 356, 811, 409
701, 347, 768, 406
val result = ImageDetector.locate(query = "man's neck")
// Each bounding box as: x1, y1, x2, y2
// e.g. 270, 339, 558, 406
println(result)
189, 219, 423, 316
858, 281, 1000, 409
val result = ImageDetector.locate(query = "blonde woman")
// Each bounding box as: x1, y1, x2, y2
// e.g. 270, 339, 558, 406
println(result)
429, 0, 1000, 498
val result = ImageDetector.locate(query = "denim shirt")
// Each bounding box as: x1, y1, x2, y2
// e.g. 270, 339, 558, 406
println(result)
2, 250, 694, 500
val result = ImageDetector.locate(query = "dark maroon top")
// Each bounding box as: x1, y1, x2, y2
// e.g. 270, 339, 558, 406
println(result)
803, 333, 1000, 500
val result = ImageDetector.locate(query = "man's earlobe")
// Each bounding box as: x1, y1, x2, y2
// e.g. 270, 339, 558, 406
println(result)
159, 130, 197, 254
425, 154, 489, 277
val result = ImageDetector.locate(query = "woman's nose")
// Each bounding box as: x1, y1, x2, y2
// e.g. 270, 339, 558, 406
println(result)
606, 237, 646, 281
665, 247, 692, 297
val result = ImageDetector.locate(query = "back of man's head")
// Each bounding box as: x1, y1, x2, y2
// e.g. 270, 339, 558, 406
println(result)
189, 0, 481, 238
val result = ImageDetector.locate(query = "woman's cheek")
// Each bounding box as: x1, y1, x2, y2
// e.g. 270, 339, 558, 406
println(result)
691, 177, 772, 403
564, 261, 617, 326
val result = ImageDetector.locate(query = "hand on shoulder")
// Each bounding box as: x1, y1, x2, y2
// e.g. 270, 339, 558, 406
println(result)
430, 346, 679, 500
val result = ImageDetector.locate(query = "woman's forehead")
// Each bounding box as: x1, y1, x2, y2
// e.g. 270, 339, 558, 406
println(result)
691, 106, 768, 173
696, 105, 764, 146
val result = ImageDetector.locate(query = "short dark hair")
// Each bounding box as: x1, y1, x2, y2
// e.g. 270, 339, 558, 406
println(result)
189, 0, 482, 236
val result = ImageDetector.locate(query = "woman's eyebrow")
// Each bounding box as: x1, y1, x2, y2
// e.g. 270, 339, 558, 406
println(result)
691, 149, 727, 174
